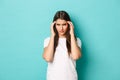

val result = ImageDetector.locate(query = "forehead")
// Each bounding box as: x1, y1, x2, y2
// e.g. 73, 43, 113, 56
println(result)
56, 19, 67, 24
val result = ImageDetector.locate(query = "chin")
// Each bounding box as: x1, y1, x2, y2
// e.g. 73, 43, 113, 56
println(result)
59, 33, 66, 36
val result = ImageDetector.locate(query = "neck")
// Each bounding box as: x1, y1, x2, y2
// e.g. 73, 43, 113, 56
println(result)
59, 35, 66, 38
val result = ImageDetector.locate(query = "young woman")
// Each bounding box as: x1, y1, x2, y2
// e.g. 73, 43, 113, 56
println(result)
43, 10, 82, 80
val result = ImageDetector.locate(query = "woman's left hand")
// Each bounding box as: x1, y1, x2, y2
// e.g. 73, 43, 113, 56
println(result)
67, 21, 74, 35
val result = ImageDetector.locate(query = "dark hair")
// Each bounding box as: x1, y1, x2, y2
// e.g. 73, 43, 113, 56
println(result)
53, 10, 76, 56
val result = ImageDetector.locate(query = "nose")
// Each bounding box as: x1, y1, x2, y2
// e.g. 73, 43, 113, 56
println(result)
60, 26, 63, 30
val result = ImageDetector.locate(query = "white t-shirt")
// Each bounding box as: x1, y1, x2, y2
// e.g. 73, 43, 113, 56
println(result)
44, 37, 82, 80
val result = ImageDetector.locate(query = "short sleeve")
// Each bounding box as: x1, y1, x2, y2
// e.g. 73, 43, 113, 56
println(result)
76, 37, 82, 48
44, 37, 50, 48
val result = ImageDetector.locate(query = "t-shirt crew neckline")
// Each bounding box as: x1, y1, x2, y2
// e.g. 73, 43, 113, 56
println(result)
59, 37, 66, 40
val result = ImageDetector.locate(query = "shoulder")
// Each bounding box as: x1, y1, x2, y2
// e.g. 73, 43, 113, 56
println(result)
76, 37, 82, 48
43, 37, 50, 48
44, 37, 50, 42
76, 37, 81, 42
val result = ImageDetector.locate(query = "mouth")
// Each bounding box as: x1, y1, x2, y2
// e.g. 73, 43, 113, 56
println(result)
60, 31, 64, 33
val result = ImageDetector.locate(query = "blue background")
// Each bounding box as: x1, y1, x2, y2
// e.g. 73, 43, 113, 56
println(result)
0, 0, 120, 80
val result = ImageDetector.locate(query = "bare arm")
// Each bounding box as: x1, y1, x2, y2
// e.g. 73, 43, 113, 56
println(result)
67, 21, 82, 60
43, 35, 55, 62
71, 34, 82, 60
42, 22, 56, 62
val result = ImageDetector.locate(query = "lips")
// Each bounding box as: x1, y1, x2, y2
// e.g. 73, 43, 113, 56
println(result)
60, 31, 64, 33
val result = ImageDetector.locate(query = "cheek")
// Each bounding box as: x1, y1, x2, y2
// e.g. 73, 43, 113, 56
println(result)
56, 26, 60, 31
64, 26, 68, 31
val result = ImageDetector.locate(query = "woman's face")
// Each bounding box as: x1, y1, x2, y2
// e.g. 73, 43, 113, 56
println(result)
55, 19, 68, 37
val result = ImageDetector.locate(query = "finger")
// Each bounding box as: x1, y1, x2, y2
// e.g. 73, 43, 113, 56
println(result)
69, 22, 73, 25
67, 21, 73, 26
53, 21, 56, 24
68, 21, 74, 29
51, 21, 56, 27
67, 21, 71, 24
51, 21, 55, 27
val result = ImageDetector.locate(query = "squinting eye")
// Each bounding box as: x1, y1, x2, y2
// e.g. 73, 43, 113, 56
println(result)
56, 24, 60, 26
63, 24, 67, 26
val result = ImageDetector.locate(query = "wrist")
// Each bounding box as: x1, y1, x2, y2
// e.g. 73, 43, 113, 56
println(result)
70, 32, 74, 36
51, 34, 55, 38
71, 33, 75, 38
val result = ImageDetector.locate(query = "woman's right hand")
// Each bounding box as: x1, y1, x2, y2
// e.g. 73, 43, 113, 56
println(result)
50, 21, 56, 36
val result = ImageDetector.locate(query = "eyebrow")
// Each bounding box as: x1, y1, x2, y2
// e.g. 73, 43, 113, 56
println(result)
62, 23, 67, 25
56, 23, 60, 25
56, 23, 67, 25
